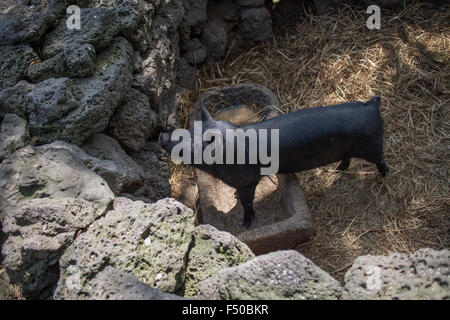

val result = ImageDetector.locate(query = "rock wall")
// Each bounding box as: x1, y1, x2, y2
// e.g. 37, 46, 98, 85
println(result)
0, 0, 183, 299
0, 0, 274, 141
196, 248, 449, 300
0, 1, 179, 145
0, 0, 183, 218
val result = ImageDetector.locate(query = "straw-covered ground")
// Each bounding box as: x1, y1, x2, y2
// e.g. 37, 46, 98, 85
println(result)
171, 2, 449, 283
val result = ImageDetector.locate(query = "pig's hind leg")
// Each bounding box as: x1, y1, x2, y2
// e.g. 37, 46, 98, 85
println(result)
237, 183, 258, 229
358, 149, 389, 177
354, 136, 389, 177
376, 160, 389, 177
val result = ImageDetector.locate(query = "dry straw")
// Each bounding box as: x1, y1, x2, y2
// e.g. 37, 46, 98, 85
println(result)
172, 2, 449, 282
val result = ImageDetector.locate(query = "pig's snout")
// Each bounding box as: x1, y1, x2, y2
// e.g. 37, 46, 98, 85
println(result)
158, 132, 170, 150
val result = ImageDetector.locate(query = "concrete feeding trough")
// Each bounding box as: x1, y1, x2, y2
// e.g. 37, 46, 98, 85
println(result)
190, 84, 313, 255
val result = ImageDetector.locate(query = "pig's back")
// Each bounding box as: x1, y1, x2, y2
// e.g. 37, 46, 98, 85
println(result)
247, 101, 383, 173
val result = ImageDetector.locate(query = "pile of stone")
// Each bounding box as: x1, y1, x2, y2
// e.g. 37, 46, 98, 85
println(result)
177, 0, 273, 88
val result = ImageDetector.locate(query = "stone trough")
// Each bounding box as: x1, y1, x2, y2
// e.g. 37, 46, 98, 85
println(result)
190, 84, 313, 255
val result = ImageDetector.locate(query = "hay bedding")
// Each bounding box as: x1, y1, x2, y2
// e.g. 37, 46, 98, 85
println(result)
172, 2, 449, 283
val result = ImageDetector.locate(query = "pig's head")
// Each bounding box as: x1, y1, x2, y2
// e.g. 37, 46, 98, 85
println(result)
158, 105, 225, 158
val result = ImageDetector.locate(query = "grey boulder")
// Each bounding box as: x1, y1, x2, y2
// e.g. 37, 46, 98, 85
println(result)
80, 266, 186, 300
184, 38, 207, 65
184, 224, 255, 297
202, 21, 228, 61
0, 0, 68, 45
41, 7, 121, 59
54, 37, 134, 146
132, 24, 178, 130
240, 7, 273, 42
128, 141, 171, 202
107, 88, 158, 153
54, 197, 195, 299
0, 45, 39, 89
344, 248, 450, 300
81, 134, 145, 195
0, 142, 114, 298
26, 78, 79, 130
197, 250, 343, 299
0, 144, 114, 218
27, 43, 97, 82
183, 0, 208, 32
39, 138, 145, 196
0, 114, 30, 162
0, 80, 35, 119
0, 270, 14, 300
0, 37, 134, 145
115, 0, 155, 53
1, 197, 110, 299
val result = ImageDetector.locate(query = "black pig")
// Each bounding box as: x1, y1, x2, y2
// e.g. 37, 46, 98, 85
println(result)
159, 96, 389, 228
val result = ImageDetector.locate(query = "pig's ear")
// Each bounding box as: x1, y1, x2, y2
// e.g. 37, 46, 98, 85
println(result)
201, 105, 213, 122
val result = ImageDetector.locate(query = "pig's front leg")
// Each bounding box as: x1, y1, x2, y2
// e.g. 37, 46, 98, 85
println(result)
237, 183, 258, 229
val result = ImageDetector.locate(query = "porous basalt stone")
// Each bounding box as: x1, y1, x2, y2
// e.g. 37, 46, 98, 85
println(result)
197, 250, 343, 300
184, 224, 255, 297
53, 197, 195, 299
344, 248, 450, 300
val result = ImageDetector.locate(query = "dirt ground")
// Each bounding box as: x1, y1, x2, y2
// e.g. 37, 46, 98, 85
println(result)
171, 3, 449, 283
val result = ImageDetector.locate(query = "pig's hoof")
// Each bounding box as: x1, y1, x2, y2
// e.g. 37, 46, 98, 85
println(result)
377, 162, 389, 177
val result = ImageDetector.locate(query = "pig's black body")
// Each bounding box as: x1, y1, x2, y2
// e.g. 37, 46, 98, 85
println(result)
159, 96, 389, 228
246, 96, 387, 174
